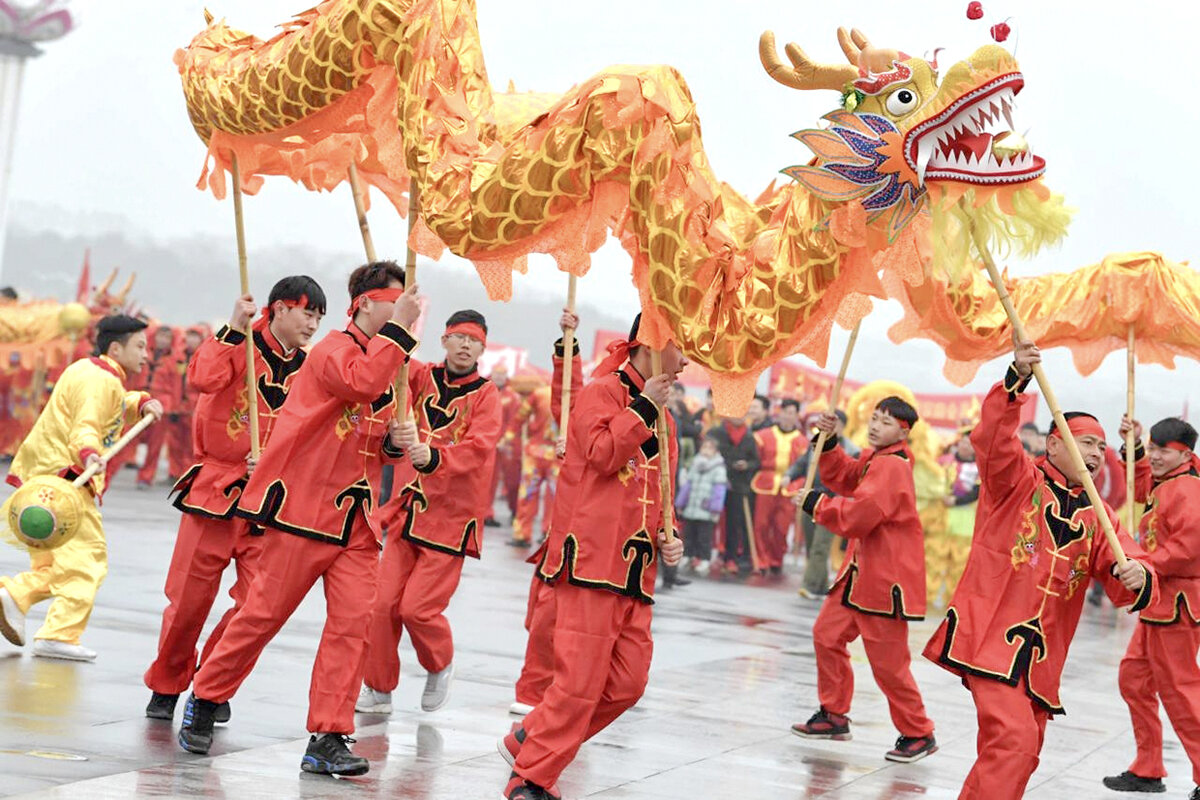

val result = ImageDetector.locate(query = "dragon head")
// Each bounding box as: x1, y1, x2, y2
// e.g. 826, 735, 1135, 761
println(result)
762, 28, 1066, 254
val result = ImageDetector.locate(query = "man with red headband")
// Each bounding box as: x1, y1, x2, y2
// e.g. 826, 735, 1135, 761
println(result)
923, 339, 1154, 800
510, 309, 582, 718
508, 384, 557, 548
136, 325, 183, 487
791, 396, 937, 764
497, 314, 685, 800
1104, 417, 1200, 798
143, 276, 325, 722
177, 261, 422, 778
358, 309, 502, 716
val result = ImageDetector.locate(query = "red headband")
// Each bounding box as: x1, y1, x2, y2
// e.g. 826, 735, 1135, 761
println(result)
594, 337, 640, 376
255, 295, 309, 331
1049, 416, 1106, 443
445, 322, 486, 345
347, 287, 403, 318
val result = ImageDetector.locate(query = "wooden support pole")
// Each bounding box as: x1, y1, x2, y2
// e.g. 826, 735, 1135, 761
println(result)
231, 154, 261, 459
1126, 325, 1136, 532
394, 183, 420, 420
558, 274, 578, 444
650, 350, 675, 542
348, 163, 377, 262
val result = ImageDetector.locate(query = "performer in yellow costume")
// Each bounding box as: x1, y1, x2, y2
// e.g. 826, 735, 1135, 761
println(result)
0, 316, 161, 661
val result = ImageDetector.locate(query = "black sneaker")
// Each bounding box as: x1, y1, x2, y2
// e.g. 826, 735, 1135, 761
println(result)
885, 734, 938, 763
1189, 787, 1199, 800
301, 733, 369, 777
791, 707, 852, 740
1101, 771, 1166, 793
503, 771, 561, 800
178, 694, 219, 754
214, 701, 231, 724
484, 518, 501, 528
145, 692, 178, 720
506, 538, 532, 549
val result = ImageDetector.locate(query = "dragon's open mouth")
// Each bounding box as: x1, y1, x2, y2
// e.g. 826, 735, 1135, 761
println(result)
905, 73, 1045, 186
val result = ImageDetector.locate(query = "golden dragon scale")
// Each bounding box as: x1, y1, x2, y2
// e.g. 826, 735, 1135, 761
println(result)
886, 251, 1200, 384
176, 0, 1067, 410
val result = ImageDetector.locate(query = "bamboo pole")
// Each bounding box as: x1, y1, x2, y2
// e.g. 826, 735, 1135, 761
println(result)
970, 222, 1128, 567
650, 350, 675, 542
73, 415, 156, 488
1126, 325, 1136, 532
558, 275, 578, 443
393, 182, 420, 420
348, 163, 377, 262
742, 494, 761, 571
230, 155, 261, 459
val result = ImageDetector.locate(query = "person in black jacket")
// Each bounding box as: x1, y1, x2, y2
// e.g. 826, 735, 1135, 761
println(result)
708, 413, 761, 574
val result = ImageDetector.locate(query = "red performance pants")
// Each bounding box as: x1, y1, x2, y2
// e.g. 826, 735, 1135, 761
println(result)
363, 536, 465, 691
144, 513, 265, 695
191, 520, 379, 734
514, 583, 653, 790
513, 455, 557, 542
514, 572, 556, 706
1120, 621, 1200, 784
958, 675, 1049, 800
812, 596, 933, 737
753, 493, 793, 570
137, 414, 194, 483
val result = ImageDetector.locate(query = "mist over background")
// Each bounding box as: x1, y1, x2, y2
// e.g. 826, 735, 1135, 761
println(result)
4, 0, 1198, 432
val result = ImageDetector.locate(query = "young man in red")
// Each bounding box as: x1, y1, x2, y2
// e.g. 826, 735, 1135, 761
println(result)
177, 262, 422, 777
498, 314, 686, 800
510, 310, 582, 718
488, 363, 522, 527
1104, 416, 1200, 798
751, 398, 804, 575
923, 339, 1153, 800
137, 325, 182, 488
143, 276, 325, 721
356, 310, 502, 715
791, 397, 937, 763
508, 384, 558, 548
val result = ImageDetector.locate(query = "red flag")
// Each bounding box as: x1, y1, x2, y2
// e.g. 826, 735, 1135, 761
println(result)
75, 249, 91, 303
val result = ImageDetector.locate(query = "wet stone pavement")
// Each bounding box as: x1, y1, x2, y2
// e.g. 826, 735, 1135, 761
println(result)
0, 474, 1192, 799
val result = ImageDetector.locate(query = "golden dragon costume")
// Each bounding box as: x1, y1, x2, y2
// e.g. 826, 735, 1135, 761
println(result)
175, 1, 1069, 411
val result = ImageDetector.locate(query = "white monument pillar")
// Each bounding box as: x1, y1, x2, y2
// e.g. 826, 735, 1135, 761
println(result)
0, 3, 74, 287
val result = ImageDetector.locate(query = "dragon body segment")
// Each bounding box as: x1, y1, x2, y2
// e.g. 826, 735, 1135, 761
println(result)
177, 0, 1064, 409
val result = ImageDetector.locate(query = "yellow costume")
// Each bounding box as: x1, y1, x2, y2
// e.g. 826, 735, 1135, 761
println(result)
1, 355, 148, 645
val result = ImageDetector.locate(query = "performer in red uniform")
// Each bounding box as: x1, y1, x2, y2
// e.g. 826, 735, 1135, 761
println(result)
511, 310, 582, 717
509, 385, 558, 547
751, 398, 803, 575
791, 397, 937, 763
1104, 416, 1200, 797
143, 276, 324, 721
490, 364, 523, 525
497, 314, 686, 800
165, 327, 205, 479
923, 339, 1154, 800
177, 262, 422, 777
356, 310, 502, 714
137, 326, 183, 487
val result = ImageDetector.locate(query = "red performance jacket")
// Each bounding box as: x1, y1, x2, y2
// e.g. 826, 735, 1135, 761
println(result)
1130, 449, 1200, 625
805, 439, 926, 620
538, 364, 677, 604
171, 324, 306, 519
236, 321, 416, 545
752, 424, 804, 497
146, 328, 184, 414
924, 365, 1156, 714
381, 360, 502, 558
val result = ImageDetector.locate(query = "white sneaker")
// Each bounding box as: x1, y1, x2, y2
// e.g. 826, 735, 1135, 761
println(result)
0, 588, 25, 646
354, 683, 392, 714
696, 560, 710, 574
508, 701, 535, 717
32, 639, 96, 661
421, 663, 455, 712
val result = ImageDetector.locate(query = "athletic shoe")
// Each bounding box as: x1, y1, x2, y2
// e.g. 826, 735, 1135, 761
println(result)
502, 771, 560, 800
484, 518, 501, 528
497, 726, 525, 766
355, 684, 392, 714
421, 663, 455, 712
301, 733, 369, 777
506, 538, 532, 549
0, 588, 26, 646
145, 692, 179, 720
1189, 786, 1199, 799
1101, 771, 1166, 793
214, 701, 231, 725
885, 734, 938, 763
178, 694, 219, 754
32, 639, 96, 661
791, 707, 852, 740
508, 701, 535, 717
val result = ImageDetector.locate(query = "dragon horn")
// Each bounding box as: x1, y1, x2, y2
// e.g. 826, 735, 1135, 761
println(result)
759, 31, 858, 92
844, 28, 903, 74
115, 271, 136, 303
92, 268, 117, 303
837, 27, 862, 66
204, 8, 213, 25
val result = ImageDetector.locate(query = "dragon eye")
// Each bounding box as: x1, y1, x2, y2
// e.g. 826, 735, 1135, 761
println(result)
885, 87, 920, 116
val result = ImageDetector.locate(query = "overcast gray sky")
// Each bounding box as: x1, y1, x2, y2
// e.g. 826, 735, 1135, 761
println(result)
6, 0, 1199, 429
